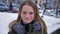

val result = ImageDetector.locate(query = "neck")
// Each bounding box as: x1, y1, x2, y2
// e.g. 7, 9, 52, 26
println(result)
21, 20, 34, 25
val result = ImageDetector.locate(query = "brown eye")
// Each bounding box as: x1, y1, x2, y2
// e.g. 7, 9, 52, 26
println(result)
29, 12, 33, 15
23, 11, 26, 14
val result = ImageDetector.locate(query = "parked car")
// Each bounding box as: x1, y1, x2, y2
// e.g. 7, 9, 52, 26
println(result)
0, 2, 9, 12
12, 3, 19, 13
58, 9, 60, 12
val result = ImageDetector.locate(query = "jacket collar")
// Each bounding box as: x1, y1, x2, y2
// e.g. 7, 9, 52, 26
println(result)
13, 20, 42, 34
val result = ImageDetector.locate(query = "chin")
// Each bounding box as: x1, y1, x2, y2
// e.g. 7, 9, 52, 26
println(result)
23, 19, 33, 23
24, 21, 32, 24
25, 21, 31, 23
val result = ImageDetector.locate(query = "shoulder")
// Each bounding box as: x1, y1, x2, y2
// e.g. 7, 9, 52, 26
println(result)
8, 20, 17, 30
8, 30, 17, 34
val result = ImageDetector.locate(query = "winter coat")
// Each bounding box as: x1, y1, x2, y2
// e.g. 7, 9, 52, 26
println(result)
8, 20, 47, 34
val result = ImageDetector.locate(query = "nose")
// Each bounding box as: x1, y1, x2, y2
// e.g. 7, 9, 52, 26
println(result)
26, 14, 30, 18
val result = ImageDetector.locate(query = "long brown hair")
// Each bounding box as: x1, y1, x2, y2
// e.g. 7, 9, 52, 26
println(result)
9, 1, 47, 34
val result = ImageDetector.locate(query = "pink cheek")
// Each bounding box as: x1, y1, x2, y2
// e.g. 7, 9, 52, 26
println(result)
30, 15, 34, 18
22, 14, 26, 17
21, 14, 25, 18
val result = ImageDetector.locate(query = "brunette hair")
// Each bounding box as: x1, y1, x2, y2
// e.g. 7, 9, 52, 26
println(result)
9, 1, 47, 34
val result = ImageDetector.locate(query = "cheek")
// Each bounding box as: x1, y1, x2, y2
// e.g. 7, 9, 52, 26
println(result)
21, 13, 25, 19
31, 14, 34, 19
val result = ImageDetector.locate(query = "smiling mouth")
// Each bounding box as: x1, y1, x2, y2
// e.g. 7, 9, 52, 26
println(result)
24, 18, 30, 21
25, 19, 30, 21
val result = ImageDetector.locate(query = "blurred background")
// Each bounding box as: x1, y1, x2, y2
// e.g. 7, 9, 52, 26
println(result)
0, 0, 60, 34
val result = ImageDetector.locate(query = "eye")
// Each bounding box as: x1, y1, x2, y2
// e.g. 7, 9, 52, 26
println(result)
29, 12, 33, 15
22, 11, 26, 14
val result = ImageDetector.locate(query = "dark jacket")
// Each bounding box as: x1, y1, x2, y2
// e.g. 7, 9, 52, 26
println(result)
8, 20, 47, 34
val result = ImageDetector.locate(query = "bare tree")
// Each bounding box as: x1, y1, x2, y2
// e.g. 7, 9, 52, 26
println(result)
55, 0, 59, 18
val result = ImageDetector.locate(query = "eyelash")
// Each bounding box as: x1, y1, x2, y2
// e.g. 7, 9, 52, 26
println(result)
30, 12, 33, 14
22, 12, 33, 14
23, 12, 26, 14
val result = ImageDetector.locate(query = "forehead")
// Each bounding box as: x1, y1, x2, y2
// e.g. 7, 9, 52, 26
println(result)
22, 5, 34, 11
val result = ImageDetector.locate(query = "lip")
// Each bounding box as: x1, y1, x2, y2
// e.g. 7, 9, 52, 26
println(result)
25, 19, 30, 21
24, 18, 30, 21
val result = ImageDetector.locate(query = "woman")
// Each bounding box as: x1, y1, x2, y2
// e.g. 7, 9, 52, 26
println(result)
8, 1, 47, 34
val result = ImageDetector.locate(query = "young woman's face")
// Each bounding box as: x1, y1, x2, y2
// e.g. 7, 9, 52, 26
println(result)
21, 5, 34, 24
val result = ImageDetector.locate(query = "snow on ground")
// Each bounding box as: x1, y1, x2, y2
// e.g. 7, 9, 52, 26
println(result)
42, 15, 60, 34
0, 12, 18, 34
0, 12, 60, 34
